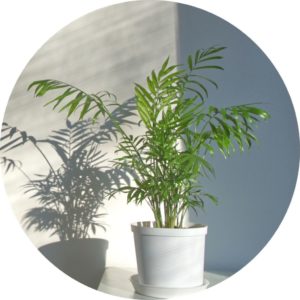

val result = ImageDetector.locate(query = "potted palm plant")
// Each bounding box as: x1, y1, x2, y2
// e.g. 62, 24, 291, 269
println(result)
0, 118, 129, 289
27, 46, 270, 296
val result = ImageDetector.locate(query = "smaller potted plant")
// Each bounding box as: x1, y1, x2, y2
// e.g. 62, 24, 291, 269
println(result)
27, 46, 270, 297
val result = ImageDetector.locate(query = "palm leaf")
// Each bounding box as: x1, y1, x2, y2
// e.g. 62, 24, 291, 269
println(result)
28, 79, 116, 121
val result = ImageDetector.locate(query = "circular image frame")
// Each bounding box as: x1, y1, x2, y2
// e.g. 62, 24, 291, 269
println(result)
0, 1, 300, 298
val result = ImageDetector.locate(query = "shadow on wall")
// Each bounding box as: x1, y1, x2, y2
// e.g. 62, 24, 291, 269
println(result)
0, 98, 136, 289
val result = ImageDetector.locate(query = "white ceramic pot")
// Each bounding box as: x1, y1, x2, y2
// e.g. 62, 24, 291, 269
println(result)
131, 222, 207, 288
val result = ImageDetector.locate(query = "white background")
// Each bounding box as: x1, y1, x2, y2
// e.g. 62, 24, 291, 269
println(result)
0, 1, 299, 299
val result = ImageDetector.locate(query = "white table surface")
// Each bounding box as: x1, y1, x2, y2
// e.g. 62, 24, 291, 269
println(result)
98, 267, 231, 299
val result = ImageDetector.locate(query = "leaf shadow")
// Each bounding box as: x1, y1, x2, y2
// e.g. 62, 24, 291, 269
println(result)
1, 98, 136, 241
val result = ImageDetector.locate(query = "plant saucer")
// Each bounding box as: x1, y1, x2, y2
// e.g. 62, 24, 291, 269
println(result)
130, 275, 209, 299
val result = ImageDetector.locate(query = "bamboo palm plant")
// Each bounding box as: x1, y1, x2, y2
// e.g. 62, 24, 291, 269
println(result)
27, 46, 270, 229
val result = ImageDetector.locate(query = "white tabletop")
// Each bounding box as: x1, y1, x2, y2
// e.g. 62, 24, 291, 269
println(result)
98, 267, 230, 299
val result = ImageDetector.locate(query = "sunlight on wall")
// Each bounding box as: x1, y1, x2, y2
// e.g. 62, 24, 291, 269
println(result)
2, 1, 178, 268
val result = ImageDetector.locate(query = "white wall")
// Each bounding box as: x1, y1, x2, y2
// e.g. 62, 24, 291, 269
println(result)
2, 0, 178, 268
2, 0, 298, 276
177, 4, 299, 272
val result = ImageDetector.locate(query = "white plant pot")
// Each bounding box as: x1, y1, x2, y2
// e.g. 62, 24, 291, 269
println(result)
131, 222, 208, 289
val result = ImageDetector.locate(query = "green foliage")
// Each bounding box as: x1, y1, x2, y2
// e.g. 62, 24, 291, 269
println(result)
28, 46, 270, 229
112, 47, 270, 228
28, 80, 116, 122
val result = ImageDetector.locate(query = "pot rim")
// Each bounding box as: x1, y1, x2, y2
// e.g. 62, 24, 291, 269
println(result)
131, 221, 207, 237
